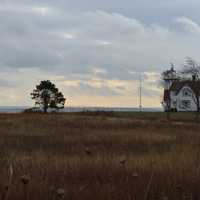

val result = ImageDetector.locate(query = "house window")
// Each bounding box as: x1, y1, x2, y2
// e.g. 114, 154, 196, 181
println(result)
182, 88, 192, 97
181, 100, 191, 109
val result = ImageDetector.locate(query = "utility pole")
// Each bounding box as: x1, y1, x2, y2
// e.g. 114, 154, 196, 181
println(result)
139, 75, 142, 112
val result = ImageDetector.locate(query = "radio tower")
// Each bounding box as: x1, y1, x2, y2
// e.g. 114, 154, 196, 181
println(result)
139, 75, 142, 112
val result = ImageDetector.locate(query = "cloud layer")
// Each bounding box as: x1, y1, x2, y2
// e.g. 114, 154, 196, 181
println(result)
1, 1, 200, 107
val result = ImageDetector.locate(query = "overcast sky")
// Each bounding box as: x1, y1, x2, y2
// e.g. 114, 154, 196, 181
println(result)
1, 0, 200, 107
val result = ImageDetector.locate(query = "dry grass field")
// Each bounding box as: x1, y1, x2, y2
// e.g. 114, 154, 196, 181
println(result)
0, 112, 200, 200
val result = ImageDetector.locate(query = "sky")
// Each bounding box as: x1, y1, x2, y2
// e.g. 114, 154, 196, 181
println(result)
1, 0, 200, 107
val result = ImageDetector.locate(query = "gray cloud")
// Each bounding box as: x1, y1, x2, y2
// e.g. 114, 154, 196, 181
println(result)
0, 7, 190, 73
4, 0, 200, 24
73, 82, 120, 96
0, 78, 15, 87
1, 0, 200, 106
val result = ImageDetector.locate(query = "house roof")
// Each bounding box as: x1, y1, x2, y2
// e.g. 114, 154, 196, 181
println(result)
170, 80, 200, 95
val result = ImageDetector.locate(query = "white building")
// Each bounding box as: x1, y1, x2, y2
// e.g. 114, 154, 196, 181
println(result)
162, 67, 200, 112
167, 81, 199, 111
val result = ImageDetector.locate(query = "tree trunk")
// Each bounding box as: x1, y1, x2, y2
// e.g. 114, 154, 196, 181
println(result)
43, 95, 48, 113
43, 106, 47, 113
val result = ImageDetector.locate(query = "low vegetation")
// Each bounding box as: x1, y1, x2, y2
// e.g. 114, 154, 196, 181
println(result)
0, 112, 200, 199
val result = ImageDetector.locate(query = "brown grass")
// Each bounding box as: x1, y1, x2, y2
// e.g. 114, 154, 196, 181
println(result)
0, 113, 200, 199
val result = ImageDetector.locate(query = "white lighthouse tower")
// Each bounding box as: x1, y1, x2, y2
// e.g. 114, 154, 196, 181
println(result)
163, 64, 178, 90
162, 64, 179, 111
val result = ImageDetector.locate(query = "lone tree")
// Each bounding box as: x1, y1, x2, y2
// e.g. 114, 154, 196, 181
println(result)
31, 80, 66, 113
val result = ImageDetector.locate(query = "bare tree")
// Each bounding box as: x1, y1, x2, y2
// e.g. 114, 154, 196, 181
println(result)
182, 57, 200, 81
181, 57, 200, 114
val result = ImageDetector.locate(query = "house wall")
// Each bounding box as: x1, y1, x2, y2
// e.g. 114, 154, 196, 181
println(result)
170, 86, 197, 112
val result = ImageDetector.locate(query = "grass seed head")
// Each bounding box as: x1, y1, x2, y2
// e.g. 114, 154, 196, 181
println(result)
56, 188, 65, 199
21, 175, 30, 185
85, 147, 92, 155
132, 173, 139, 178
176, 184, 182, 191
119, 159, 126, 165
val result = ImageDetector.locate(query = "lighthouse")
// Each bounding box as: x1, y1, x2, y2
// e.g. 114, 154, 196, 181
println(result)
162, 65, 179, 111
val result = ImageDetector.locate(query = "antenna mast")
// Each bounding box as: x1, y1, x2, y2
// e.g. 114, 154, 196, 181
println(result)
139, 75, 142, 112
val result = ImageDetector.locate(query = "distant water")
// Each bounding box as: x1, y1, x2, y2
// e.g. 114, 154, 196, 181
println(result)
0, 106, 163, 113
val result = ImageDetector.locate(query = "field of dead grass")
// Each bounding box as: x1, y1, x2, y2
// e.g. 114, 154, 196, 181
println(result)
0, 113, 200, 200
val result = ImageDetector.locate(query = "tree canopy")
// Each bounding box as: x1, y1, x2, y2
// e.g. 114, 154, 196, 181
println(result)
31, 80, 66, 113
182, 57, 200, 81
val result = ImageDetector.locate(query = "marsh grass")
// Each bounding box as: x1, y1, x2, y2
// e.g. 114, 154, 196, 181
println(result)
0, 113, 200, 199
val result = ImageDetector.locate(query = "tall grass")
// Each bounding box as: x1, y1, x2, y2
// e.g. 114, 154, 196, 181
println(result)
0, 113, 200, 199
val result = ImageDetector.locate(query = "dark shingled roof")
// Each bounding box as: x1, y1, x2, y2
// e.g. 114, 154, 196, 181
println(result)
170, 80, 200, 95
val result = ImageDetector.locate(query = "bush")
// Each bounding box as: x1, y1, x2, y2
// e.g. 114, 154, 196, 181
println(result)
23, 107, 43, 113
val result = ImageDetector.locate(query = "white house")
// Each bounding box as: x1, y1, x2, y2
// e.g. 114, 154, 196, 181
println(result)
162, 67, 200, 112
167, 81, 200, 111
